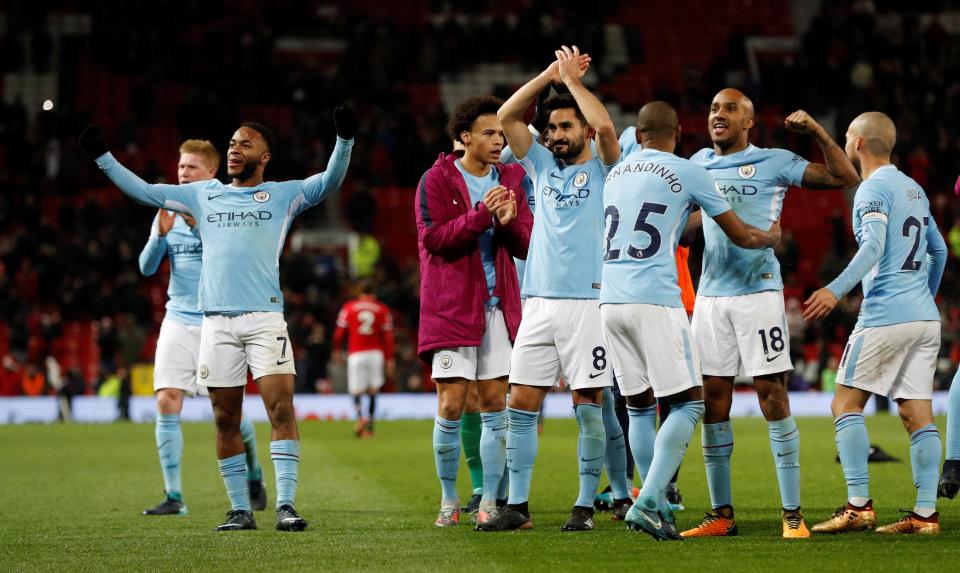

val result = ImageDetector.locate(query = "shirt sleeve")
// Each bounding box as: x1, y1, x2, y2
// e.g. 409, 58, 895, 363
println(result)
825, 183, 889, 298
619, 127, 639, 157
925, 217, 947, 297
95, 153, 200, 215
138, 212, 166, 276
517, 140, 553, 181
298, 136, 355, 209
776, 148, 809, 187
691, 169, 732, 218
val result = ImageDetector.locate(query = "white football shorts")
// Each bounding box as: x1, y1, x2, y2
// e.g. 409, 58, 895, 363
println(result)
198, 311, 297, 388
153, 318, 207, 397
601, 303, 702, 398
432, 306, 512, 382
510, 297, 612, 391
837, 320, 940, 400
692, 290, 793, 378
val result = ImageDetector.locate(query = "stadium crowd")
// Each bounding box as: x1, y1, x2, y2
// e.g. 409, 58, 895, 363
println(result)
0, 0, 958, 399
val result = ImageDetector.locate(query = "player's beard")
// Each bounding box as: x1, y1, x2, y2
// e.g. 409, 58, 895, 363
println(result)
551, 136, 585, 161
232, 158, 259, 183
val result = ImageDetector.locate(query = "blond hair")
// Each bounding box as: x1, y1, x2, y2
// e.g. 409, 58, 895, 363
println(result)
178, 139, 220, 171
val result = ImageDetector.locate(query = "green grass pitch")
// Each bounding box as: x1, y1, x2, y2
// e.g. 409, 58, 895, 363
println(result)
3, 415, 960, 572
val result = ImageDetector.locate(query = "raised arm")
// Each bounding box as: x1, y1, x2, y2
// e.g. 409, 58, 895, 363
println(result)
81, 126, 192, 212
498, 69, 554, 161
556, 45, 619, 166
711, 211, 780, 250
301, 105, 356, 205
784, 110, 860, 190
138, 212, 168, 276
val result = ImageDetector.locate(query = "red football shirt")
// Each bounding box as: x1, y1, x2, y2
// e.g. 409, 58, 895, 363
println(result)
333, 297, 395, 357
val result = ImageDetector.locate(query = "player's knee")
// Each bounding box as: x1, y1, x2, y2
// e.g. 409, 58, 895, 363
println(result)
213, 409, 242, 435
436, 399, 463, 421
268, 400, 296, 427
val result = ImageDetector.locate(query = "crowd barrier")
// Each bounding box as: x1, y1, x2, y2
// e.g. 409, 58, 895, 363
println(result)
0, 392, 951, 424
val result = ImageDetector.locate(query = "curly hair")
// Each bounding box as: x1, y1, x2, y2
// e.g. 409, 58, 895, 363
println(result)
448, 95, 504, 143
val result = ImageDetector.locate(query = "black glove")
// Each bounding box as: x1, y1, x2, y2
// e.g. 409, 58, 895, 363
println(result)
333, 104, 357, 140
79, 125, 108, 159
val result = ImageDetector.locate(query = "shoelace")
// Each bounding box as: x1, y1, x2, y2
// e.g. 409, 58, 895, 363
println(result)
699, 512, 722, 525
894, 509, 915, 522
830, 505, 847, 518
784, 513, 804, 529
439, 506, 458, 519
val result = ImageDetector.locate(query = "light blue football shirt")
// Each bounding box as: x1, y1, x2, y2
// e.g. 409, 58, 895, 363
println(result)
690, 144, 808, 296
517, 140, 610, 299
139, 213, 203, 326
488, 145, 535, 292
618, 126, 640, 156
96, 137, 353, 313
827, 165, 945, 327
453, 159, 499, 306
601, 148, 731, 306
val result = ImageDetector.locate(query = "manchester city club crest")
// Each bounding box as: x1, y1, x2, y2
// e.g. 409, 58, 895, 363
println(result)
573, 171, 589, 188
738, 164, 756, 178
253, 190, 271, 203
438, 353, 453, 370
198, 365, 209, 379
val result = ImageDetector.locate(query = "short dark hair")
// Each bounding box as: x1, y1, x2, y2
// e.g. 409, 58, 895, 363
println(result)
358, 279, 375, 295
448, 95, 504, 143
240, 121, 276, 153
542, 94, 587, 125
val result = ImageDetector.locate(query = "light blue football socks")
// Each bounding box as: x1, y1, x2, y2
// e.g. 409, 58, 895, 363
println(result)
433, 416, 461, 502
626, 404, 657, 482
574, 403, 605, 508
636, 401, 704, 510
947, 369, 960, 460
910, 424, 941, 516
218, 453, 251, 511
480, 410, 508, 503
270, 439, 300, 508
506, 407, 539, 505
155, 413, 183, 500
768, 416, 801, 510
834, 413, 870, 503
601, 388, 631, 500
702, 420, 734, 509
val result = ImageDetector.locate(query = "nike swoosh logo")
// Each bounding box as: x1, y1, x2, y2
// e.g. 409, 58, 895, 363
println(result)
640, 510, 662, 529
580, 455, 603, 462
492, 426, 508, 432
277, 359, 291, 365
207, 194, 222, 200
777, 450, 798, 457
438, 448, 457, 454
157, 439, 172, 450
609, 433, 623, 441
550, 173, 563, 179
588, 372, 605, 379
765, 353, 783, 363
